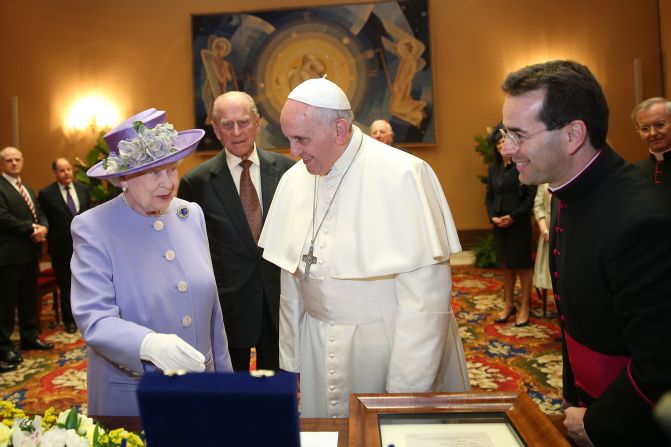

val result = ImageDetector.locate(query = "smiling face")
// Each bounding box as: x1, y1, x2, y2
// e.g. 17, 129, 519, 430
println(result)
122, 163, 178, 215
280, 100, 346, 175
501, 89, 567, 187
212, 92, 261, 159
635, 102, 671, 154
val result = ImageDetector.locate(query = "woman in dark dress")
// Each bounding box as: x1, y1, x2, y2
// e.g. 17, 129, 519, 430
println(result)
485, 124, 537, 326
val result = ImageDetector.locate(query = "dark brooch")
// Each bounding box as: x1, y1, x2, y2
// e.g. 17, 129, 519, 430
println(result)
176, 205, 189, 219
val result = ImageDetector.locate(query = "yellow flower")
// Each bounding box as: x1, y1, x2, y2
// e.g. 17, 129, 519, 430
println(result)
107, 428, 145, 447
0, 400, 25, 427
41, 407, 58, 430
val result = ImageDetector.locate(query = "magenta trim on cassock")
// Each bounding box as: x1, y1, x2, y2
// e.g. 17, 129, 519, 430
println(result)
564, 331, 630, 399
627, 363, 655, 407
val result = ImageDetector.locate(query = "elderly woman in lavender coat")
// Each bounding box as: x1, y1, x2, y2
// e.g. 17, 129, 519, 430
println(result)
71, 109, 232, 416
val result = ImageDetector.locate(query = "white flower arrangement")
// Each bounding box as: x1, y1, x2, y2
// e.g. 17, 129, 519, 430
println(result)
103, 120, 178, 174
8, 414, 90, 447
0, 401, 144, 447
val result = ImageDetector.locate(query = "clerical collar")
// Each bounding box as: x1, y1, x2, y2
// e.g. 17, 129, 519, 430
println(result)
549, 149, 603, 193
326, 126, 362, 177
649, 146, 671, 161
225, 144, 260, 170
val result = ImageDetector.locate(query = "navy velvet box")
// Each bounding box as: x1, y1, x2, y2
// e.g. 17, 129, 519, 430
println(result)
137, 371, 300, 446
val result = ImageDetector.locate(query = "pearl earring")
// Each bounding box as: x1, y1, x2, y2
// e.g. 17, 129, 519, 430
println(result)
121, 182, 128, 192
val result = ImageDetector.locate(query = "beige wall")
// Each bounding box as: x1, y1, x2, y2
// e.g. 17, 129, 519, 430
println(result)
0, 0, 665, 229
662, 0, 671, 94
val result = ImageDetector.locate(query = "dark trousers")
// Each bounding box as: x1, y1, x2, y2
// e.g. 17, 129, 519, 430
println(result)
51, 255, 74, 324
228, 297, 279, 371
0, 261, 39, 351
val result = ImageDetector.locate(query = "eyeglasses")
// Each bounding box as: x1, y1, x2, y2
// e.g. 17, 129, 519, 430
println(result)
219, 119, 252, 131
499, 125, 564, 152
636, 121, 669, 136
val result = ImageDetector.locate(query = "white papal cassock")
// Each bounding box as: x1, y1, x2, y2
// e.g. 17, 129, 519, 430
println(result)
259, 126, 470, 418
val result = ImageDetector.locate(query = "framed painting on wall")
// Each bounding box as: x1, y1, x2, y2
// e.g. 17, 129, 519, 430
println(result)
191, 0, 435, 150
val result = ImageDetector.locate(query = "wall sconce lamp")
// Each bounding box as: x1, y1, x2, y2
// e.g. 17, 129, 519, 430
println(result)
64, 95, 120, 137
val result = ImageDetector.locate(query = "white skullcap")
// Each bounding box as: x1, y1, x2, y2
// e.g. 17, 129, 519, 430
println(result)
287, 77, 352, 110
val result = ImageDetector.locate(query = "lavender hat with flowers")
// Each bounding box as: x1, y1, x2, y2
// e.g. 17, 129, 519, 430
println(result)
87, 108, 205, 179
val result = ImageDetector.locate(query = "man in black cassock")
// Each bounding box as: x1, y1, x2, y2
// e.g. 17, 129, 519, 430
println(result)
499, 60, 671, 446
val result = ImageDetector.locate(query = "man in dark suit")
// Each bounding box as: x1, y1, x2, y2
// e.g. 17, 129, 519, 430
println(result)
38, 158, 91, 333
0, 146, 53, 370
179, 91, 294, 371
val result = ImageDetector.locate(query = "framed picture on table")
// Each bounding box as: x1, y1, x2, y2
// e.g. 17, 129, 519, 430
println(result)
348, 391, 570, 447
191, 0, 435, 150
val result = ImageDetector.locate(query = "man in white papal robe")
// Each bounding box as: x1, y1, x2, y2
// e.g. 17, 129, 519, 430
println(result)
258, 78, 470, 418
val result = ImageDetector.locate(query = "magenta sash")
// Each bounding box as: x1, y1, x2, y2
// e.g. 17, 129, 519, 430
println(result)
564, 331, 630, 399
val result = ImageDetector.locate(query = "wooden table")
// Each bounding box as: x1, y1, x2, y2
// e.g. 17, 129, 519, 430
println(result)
95, 413, 565, 447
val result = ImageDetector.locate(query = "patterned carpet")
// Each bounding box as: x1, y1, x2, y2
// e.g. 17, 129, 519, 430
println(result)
0, 265, 562, 415
452, 266, 562, 414
0, 320, 87, 415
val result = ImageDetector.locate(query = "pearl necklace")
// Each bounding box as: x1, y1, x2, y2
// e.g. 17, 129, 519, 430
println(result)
121, 193, 166, 230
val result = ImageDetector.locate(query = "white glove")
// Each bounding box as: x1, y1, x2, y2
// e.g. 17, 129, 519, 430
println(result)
139, 333, 205, 372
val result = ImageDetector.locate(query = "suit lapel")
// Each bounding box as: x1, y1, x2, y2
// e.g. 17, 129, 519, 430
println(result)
258, 148, 282, 220
0, 176, 17, 200
0, 177, 21, 209
73, 182, 89, 212
209, 151, 257, 250
50, 183, 71, 215
2, 176, 33, 216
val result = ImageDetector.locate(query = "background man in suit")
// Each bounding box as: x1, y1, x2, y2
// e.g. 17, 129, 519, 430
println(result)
38, 158, 91, 333
179, 91, 294, 371
0, 146, 53, 369
370, 119, 394, 145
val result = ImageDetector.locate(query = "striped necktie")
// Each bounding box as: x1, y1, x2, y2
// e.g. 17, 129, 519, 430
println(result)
16, 179, 38, 223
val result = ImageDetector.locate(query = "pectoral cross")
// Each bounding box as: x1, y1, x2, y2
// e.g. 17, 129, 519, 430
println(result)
302, 243, 318, 279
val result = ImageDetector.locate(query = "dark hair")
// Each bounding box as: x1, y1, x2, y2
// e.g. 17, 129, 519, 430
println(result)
51, 157, 69, 171
501, 60, 609, 149
488, 123, 504, 166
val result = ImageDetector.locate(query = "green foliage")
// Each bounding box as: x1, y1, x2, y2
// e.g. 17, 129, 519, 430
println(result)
474, 133, 495, 184
473, 233, 496, 268
74, 132, 120, 205
63, 405, 79, 430
474, 130, 497, 267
